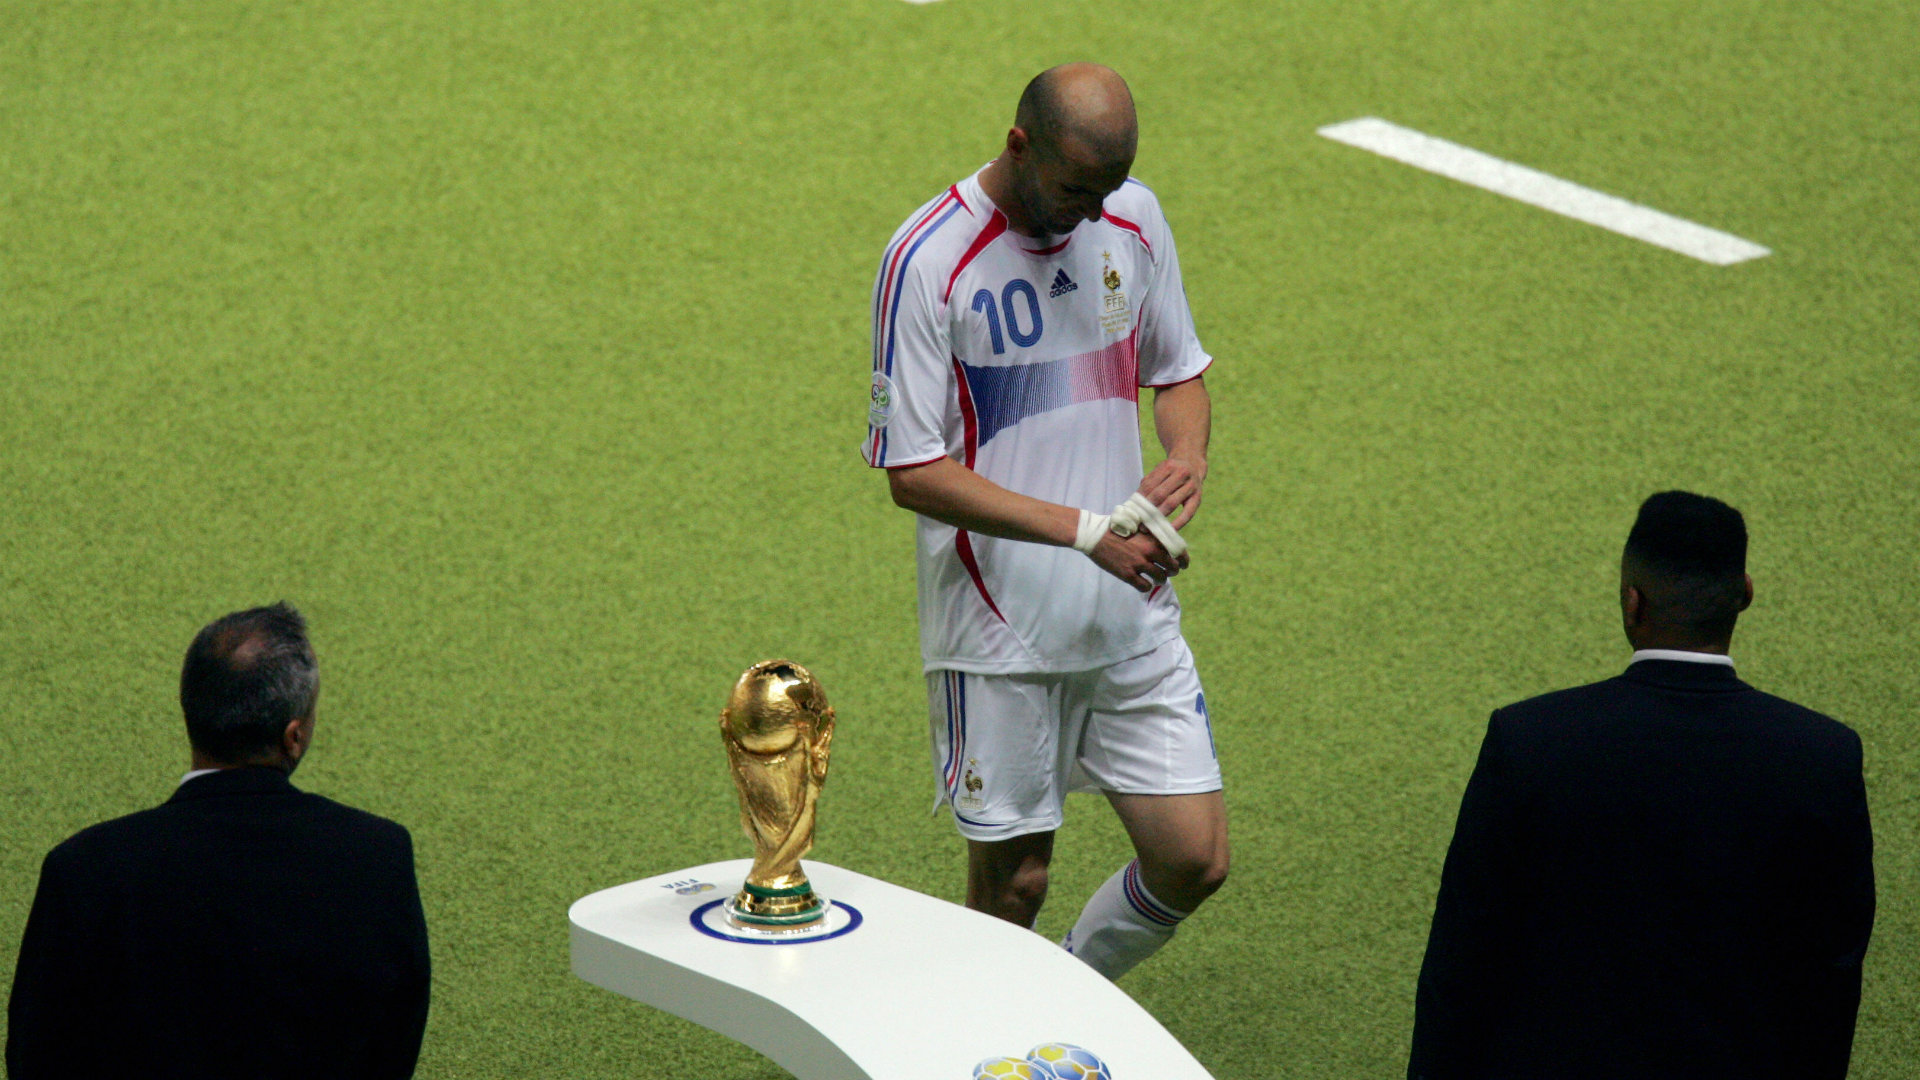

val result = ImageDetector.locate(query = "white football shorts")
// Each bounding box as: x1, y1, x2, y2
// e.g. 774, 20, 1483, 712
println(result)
926, 635, 1222, 842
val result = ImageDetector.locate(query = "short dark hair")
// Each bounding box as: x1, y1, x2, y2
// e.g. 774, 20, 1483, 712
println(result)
180, 603, 319, 762
1623, 491, 1748, 638
1015, 69, 1069, 156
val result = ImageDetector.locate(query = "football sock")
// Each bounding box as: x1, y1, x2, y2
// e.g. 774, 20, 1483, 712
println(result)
1060, 859, 1191, 980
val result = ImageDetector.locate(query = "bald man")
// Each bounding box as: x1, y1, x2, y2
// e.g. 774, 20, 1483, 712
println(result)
863, 64, 1227, 979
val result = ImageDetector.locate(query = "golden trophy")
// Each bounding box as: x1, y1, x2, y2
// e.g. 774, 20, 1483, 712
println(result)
718, 660, 836, 931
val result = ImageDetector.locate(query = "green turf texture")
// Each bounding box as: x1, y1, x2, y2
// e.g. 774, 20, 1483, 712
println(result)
4, 1, 1916, 1076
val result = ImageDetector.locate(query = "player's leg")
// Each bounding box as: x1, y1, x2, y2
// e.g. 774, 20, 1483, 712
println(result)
1059, 638, 1227, 978
1106, 788, 1230, 912
925, 669, 1067, 928
966, 831, 1055, 927
1062, 792, 1227, 980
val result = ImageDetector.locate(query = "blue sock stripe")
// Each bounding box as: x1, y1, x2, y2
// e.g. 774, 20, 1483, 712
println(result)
1122, 860, 1184, 927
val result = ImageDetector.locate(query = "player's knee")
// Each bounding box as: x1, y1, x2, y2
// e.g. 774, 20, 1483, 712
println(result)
974, 871, 1048, 926
1000, 860, 1050, 919
969, 850, 1051, 925
1157, 846, 1229, 904
1193, 847, 1229, 899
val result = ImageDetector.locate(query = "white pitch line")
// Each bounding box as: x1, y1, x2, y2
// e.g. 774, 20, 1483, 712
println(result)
1318, 117, 1770, 266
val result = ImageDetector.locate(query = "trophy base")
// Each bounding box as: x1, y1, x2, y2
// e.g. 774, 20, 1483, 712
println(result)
724, 881, 829, 934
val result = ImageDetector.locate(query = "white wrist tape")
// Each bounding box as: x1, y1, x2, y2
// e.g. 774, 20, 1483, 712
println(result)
1108, 493, 1189, 560
1073, 509, 1113, 554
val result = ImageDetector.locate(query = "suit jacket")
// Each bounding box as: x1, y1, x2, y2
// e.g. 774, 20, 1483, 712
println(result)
1408, 659, 1874, 1080
7, 767, 431, 1079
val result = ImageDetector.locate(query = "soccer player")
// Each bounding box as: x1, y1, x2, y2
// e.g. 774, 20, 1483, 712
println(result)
863, 63, 1227, 979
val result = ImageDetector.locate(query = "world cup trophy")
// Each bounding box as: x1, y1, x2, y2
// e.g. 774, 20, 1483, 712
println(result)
718, 660, 836, 931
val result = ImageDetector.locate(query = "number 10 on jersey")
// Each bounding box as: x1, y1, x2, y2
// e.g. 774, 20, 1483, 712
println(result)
971, 280, 1044, 355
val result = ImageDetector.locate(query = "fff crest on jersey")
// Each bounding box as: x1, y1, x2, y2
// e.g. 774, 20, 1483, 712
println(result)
1099, 252, 1129, 334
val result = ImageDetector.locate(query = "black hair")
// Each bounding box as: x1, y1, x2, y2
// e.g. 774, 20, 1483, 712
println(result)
1623, 491, 1749, 639
179, 603, 319, 762
1015, 69, 1069, 156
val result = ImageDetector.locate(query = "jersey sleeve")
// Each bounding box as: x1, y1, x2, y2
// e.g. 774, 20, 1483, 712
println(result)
864, 238, 952, 468
1135, 201, 1212, 388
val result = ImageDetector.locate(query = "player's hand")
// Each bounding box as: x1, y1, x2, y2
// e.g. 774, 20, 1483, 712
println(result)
1089, 531, 1185, 593
1140, 455, 1206, 530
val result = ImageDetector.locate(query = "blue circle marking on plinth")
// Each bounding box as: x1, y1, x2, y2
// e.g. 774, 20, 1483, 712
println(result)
689, 899, 864, 944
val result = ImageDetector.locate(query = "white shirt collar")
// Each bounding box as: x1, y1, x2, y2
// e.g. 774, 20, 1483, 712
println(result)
1630, 648, 1735, 668
180, 767, 224, 786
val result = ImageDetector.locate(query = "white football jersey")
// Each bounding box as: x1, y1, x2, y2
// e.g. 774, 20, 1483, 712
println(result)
864, 169, 1212, 674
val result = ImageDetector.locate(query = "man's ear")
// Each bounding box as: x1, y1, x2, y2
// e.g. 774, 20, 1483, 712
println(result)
283, 715, 313, 763
1739, 573, 1754, 612
1621, 583, 1645, 627
1005, 125, 1031, 161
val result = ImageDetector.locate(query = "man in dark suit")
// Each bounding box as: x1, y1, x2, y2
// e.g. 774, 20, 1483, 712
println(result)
1409, 491, 1874, 1080
7, 603, 431, 1079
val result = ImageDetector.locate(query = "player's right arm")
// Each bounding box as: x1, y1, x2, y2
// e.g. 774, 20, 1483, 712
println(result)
887, 459, 1179, 592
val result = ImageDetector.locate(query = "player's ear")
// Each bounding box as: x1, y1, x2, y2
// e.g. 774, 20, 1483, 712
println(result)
1006, 126, 1030, 160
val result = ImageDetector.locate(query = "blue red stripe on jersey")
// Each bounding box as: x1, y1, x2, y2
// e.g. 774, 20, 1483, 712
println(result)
869, 187, 968, 464
950, 353, 981, 468
873, 192, 954, 359
875, 186, 965, 353
946, 354, 1008, 621
956, 334, 1140, 448
880, 190, 967, 377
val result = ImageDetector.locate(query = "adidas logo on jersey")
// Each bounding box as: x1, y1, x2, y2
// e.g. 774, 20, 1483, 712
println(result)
1048, 268, 1078, 297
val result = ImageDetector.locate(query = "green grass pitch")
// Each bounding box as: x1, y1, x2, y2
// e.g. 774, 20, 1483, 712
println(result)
4, 1, 1916, 1076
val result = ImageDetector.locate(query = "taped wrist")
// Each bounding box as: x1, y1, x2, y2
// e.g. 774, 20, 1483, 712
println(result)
1073, 509, 1113, 554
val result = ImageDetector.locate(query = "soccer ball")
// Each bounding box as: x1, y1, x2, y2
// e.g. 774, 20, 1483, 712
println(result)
1025, 1043, 1112, 1080
973, 1057, 1040, 1080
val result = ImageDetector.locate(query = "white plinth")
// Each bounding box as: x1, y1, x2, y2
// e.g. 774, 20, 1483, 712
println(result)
569, 859, 1216, 1079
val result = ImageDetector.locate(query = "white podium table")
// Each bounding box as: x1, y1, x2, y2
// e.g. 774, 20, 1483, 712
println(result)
569, 859, 1215, 1079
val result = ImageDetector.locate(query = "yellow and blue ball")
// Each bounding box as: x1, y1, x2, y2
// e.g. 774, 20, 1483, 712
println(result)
973, 1056, 1041, 1080
1025, 1043, 1112, 1080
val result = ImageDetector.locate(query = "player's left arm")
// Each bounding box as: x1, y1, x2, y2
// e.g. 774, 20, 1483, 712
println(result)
1130, 188, 1213, 530
1142, 376, 1209, 529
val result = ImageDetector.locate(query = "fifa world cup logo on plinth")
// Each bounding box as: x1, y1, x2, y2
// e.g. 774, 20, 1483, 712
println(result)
718, 660, 836, 931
